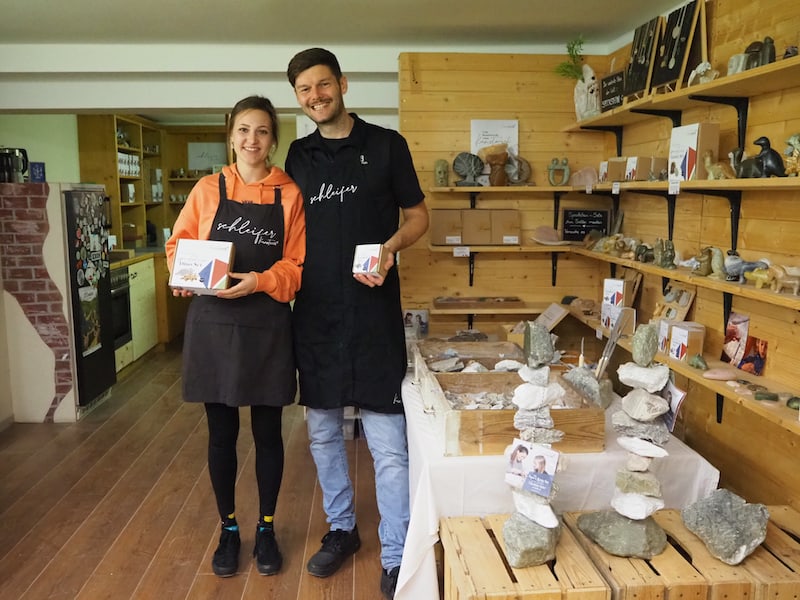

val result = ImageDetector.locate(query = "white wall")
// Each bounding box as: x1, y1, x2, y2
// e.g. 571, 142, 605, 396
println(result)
0, 115, 81, 182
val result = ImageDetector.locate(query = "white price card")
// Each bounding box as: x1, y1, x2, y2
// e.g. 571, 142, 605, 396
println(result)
453, 246, 471, 257
612, 181, 621, 194
585, 183, 593, 194
668, 179, 681, 195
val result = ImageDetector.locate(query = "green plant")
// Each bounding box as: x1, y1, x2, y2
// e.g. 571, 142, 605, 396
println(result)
555, 35, 586, 81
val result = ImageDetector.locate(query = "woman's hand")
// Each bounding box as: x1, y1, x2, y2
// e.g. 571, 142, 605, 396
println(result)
216, 271, 258, 299
172, 287, 195, 298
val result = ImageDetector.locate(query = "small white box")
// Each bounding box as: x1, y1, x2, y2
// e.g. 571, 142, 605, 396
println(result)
352, 243, 388, 278
657, 318, 679, 353
598, 161, 609, 182
668, 322, 705, 361
169, 239, 235, 294
600, 303, 635, 334
603, 278, 634, 307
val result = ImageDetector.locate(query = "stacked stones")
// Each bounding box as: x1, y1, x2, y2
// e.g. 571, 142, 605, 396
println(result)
503, 322, 565, 567
577, 323, 672, 558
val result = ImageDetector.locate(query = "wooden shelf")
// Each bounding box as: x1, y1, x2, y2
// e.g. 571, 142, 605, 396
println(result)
430, 303, 549, 315
429, 244, 574, 254
563, 55, 800, 131
568, 308, 800, 435
590, 178, 800, 194
570, 247, 800, 312
430, 185, 573, 194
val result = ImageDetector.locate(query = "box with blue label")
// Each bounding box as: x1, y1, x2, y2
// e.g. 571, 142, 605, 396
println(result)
603, 278, 634, 307
352, 243, 388, 278
169, 239, 235, 294
668, 322, 705, 362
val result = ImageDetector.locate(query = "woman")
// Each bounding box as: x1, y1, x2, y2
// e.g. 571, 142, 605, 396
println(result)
166, 95, 305, 578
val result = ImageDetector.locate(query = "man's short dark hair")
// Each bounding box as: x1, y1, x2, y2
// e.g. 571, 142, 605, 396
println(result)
287, 47, 343, 87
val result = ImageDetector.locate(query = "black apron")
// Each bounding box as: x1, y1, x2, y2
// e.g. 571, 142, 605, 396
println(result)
292, 135, 406, 413
182, 174, 296, 407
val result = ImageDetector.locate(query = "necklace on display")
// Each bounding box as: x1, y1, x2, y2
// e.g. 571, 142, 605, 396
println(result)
668, 5, 689, 69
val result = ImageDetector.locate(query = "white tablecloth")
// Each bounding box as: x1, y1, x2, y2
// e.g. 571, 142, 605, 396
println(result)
394, 377, 719, 600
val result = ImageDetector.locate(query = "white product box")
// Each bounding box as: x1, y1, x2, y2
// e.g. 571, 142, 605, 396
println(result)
598, 161, 609, 182
668, 322, 706, 361
600, 303, 636, 334
668, 123, 720, 181
625, 156, 669, 181
352, 243, 388, 278
657, 318, 679, 353
602, 278, 635, 307
169, 239, 235, 294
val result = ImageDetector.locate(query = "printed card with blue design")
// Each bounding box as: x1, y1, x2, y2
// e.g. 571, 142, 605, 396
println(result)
504, 439, 559, 497
169, 239, 235, 294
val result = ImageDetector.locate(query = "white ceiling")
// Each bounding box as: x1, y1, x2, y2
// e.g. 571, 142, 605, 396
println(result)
3, 0, 684, 125
3, 0, 682, 47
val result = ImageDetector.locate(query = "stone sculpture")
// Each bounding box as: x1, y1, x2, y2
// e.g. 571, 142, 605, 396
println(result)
769, 264, 800, 295
692, 247, 713, 276
753, 136, 786, 177
573, 63, 601, 121
724, 251, 769, 283
452, 152, 484, 186
486, 151, 509, 186
547, 158, 570, 186
433, 159, 449, 187
784, 133, 800, 176
729, 147, 763, 178
703, 149, 735, 180
505, 154, 533, 185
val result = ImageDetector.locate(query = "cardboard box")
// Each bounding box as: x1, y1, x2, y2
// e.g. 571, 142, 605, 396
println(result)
600, 303, 636, 334
490, 209, 520, 245
430, 209, 463, 245
668, 322, 706, 361
625, 156, 669, 181
603, 278, 634, 307
668, 122, 720, 181
461, 210, 492, 245
656, 318, 680, 353
606, 157, 628, 182
352, 243, 388, 278
598, 160, 609, 182
169, 239, 235, 294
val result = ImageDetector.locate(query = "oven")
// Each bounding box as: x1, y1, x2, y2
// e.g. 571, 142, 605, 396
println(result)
110, 265, 132, 349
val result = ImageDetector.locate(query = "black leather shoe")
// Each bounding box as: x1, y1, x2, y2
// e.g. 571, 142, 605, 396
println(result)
211, 527, 240, 577
380, 565, 400, 599
253, 526, 282, 575
306, 525, 361, 577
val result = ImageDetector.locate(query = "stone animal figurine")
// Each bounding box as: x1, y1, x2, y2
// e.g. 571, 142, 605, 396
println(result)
692, 247, 713, 276
753, 136, 786, 177
729, 147, 763, 178
709, 246, 727, 279
703, 149, 736, 180
724, 251, 769, 283
769, 265, 800, 295
661, 239, 676, 269
635, 243, 654, 263
743, 268, 772, 289
652, 238, 664, 266
783, 133, 800, 176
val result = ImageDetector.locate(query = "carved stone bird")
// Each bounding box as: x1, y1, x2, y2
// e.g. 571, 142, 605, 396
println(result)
753, 136, 786, 177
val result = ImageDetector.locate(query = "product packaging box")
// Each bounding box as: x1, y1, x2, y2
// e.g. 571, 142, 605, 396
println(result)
668, 122, 720, 181
603, 278, 635, 307
490, 209, 521, 245
461, 210, 492, 245
352, 243, 389, 278
625, 156, 669, 181
169, 239, 235, 294
598, 160, 609, 182
668, 321, 706, 361
656, 318, 680, 353
430, 209, 463, 245
606, 157, 628, 182
600, 303, 636, 334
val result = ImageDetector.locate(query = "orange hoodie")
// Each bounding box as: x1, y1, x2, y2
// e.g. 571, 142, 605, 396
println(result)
165, 164, 305, 303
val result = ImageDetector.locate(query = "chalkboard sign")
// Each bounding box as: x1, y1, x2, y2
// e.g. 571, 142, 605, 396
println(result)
562, 209, 610, 241
601, 71, 624, 112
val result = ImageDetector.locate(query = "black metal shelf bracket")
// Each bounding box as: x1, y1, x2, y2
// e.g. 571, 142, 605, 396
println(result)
550, 190, 566, 286
469, 191, 478, 209
469, 252, 476, 286
723, 291, 733, 335
581, 125, 624, 157
689, 95, 750, 150
630, 108, 683, 128
716, 393, 725, 424
697, 189, 742, 253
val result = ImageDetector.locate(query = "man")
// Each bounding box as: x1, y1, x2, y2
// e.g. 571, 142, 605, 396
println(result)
285, 48, 428, 600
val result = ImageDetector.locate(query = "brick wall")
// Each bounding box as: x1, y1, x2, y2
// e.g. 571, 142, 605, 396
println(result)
0, 182, 73, 422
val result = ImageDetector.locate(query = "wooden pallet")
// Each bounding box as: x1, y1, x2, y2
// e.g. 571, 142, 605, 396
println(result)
440, 514, 609, 599
564, 506, 800, 600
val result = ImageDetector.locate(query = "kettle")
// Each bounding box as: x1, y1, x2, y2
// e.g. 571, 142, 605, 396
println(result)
0, 147, 29, 183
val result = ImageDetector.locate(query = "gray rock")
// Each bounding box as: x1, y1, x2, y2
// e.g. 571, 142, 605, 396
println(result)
616, 469, 662, 497
524, 322, 554, 367
520, 427, 564, 444
612, 410, 671, 445
502, 511, 561, 568
514, 407, 554, 430
621, 388, 670, 422
681, 488, 769, 565
429, 356, 464, 372
562, 367, 614, 408
577, 510, 667, 558
626, 452, 653, 472
631, 324, 659, 366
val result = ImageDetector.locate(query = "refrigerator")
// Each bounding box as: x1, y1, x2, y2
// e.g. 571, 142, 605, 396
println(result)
60, 184, 117, 407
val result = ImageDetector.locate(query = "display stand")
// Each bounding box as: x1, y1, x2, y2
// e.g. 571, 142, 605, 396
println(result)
650, 0, 708, 93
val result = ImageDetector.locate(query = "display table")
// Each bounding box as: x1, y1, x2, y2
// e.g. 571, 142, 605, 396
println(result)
394, 377, 720, 600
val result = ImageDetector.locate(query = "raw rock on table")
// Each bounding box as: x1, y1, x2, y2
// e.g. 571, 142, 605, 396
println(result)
612, 410, 671, 445
621, 388, 669, 422
562, 367, 614, 408
518, 365, 549, 386
577, 510, 667, 558
617, 362, 671, 393
520, 427, 564, 445
512, 489, 559, 528
525, 321, 554, 367
617, 436, 669, 457
631, 324, 658, 366
514, 407, 554, 430
626, 452, 653, 472
611, 489, 665, 519
681, 488, 769, 565
616, 469, 662, 497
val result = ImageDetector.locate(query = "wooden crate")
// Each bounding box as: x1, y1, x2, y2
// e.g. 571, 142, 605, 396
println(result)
564, 506, 800, 600
440, 514, 610, 600
413, 341, 606, 455
412, 339, 526, 382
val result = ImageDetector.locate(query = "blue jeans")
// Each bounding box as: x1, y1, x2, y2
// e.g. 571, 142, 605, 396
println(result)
306, 407, 410, 569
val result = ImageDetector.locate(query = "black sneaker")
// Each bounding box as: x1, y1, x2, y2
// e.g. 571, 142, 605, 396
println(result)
253, 526, 282, 575
380, 566, 400, 599
306, 525, 361, 577
211, 527, 241, 577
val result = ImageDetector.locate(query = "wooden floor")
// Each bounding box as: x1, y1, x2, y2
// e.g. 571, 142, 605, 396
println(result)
0, 341, 385, 600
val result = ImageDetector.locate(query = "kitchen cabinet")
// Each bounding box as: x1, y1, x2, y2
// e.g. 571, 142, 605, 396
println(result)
154, 255, 191, 344
77, 115, 164, 250
129, 258, 158, 360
